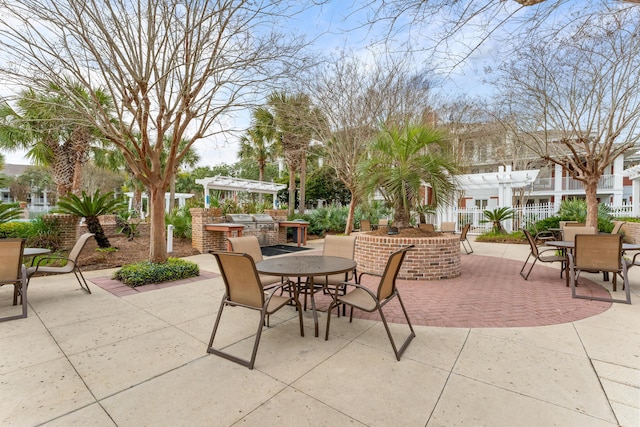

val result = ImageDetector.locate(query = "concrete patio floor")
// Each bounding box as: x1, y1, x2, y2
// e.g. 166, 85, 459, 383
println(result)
1, 238, 638, 426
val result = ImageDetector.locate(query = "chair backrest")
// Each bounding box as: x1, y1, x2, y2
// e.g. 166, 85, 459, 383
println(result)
323, 235, 356, 280
573, 234, 622, 271
212, 252, 265, 308
563, 226, 596, 243
0, 238, 25, 282
377, 245, 414, 300
323, 235, 356, 259
559, 221, 578, 228
440, 222, 456, 232
69, 233, 95, 261
522, 229, 539, 257
564, 222, 586, 227
360, 219, 371, 232
460, 223, 470, 239
419, 223, 435, 232
228, 236, 263, 262
611, 220, 625, 235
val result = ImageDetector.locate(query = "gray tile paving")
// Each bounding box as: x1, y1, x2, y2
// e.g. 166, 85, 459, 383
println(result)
0, 238, 638, 426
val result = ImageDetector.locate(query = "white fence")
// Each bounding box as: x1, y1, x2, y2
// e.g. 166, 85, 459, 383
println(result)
436, 203, 634, 234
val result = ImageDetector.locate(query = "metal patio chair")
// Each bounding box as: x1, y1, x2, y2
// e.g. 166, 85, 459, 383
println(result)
26, 233, 94, 294
0, 238, 28, 322
227, 236, 283, 290
520, 229, 565, 280
207, 251, 304, 369
325, 245, 416, 361
440, 221, 456, 232
459, 223, 473, 254
568, 234, 631, 304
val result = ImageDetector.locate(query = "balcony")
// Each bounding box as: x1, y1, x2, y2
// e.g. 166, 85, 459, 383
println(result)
528, 174, 615, 192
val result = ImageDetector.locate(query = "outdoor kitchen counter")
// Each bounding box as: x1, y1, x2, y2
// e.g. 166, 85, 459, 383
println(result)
278, 221, 309, 247
204, 223, 245, 251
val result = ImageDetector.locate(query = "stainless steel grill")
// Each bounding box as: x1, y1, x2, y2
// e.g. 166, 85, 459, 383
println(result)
226, 214, 254, 229
251, 214, 276, 231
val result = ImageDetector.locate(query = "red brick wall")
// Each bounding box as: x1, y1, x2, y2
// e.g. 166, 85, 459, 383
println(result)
355, 233, 461, 280
43, 214, 80, 249
191, 208, 224, 253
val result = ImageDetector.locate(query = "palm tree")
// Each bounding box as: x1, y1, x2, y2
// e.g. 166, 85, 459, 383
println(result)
0, 82, 112, 197
239, 107, 278, 183
359, 124, 458, 228
480, 207, 515, 234
55, 190, 127, 248
0, 202, 21, 224
266, 92, 323, 216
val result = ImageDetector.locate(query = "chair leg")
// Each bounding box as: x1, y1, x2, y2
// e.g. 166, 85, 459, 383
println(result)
519, 253, 537, 280
378, 293, 415, 361
73, 267, 92, 294
461, 239, 473, 254
206, 297, 264, 370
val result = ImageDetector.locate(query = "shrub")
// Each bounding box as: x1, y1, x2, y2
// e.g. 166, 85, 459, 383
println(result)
165, 206, 192, 239
24, 217, 63, 251
476, 230, 525, 243
113, 258, 199, 287
0, 221, 32, 238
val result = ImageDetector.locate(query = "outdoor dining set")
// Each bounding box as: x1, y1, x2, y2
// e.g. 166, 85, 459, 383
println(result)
206, 235, 416, 369
520, 220, 634, 305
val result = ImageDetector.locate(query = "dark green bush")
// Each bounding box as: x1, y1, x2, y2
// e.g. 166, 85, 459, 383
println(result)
113, 258, 199, 287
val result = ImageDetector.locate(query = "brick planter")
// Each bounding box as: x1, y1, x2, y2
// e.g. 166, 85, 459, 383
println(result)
355, 232, 461, 280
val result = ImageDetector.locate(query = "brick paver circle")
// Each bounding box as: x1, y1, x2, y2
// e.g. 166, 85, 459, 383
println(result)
315, 255, 612, 328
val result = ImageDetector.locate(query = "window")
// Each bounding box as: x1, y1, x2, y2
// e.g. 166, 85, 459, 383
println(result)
475, 199, 488, 209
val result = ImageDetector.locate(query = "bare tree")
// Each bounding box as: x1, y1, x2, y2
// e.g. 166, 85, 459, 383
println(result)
0, 0, 312, 262
307, 51, 435, 233
494, 7, 640, 228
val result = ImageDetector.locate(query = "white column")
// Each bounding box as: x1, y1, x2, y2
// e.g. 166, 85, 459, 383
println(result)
553, 164, 563, 212
633, 179, 640, 217
612, 156, 624, 205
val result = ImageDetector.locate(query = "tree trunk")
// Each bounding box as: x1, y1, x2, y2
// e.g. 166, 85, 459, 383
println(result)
169, 169, 176, 214
584, 179, 599, 229
288, 166, 296, 217
71, 158, 83, 196
148, 185, 168, 263
298, 153, 306, 215
344, 192, 359, 235
85, 215, 110, 248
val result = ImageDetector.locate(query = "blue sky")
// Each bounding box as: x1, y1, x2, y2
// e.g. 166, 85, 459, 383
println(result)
1, 1, 575, 167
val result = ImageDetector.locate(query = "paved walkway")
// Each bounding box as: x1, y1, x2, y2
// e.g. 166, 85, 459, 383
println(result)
1, 238, 638, 426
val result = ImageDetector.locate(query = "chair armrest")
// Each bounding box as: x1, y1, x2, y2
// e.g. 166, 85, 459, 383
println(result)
538, 247, 562, 256
357, 270, 382, 283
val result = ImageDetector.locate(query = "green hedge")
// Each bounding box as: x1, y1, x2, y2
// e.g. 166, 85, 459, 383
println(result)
113, 258, 199, 287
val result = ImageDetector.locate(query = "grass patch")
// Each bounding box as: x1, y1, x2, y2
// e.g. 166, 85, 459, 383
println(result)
113, 258, 199, 287
475, 230, 526, 244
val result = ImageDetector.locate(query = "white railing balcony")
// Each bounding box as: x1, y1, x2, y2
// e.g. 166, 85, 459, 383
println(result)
529, 174, 615, 192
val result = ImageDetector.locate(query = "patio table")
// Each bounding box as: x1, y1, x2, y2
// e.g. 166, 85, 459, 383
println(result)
546, 240, 640, 286
24, 247, 52, 266
256, 255, 357, 337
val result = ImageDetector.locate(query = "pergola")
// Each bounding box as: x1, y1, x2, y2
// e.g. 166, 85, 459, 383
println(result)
456, 166, 540, 208
195, 176, 286, 209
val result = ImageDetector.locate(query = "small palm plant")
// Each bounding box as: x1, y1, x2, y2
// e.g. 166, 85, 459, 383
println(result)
0, 201, 21, 223
480, 207, 515, 234
56, 190, 127, 248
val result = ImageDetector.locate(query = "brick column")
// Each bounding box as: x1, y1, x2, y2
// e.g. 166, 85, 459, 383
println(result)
266, 209, 288, 244
43, 214, 80, 249
191, 208, 225, 253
